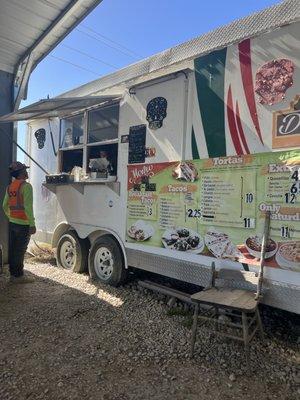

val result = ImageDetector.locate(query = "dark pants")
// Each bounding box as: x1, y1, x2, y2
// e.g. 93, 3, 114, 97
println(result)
9, 223, 30, 277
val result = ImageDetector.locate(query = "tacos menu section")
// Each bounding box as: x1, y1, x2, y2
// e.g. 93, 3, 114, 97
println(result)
126, 151, 300, 272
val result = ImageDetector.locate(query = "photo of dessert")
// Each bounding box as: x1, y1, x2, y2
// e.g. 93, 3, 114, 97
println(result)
245, 236, 278, 259
205, 230, 242, 260
162, 227, 204, 253
127, 220, 155, 241
275, 241, 300, 271
172, 162, 198, 182
255, 59, 294, 105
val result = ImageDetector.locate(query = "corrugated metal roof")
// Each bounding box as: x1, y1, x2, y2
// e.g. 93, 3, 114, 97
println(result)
0, 0, 103, 74
61, 0, 300, 98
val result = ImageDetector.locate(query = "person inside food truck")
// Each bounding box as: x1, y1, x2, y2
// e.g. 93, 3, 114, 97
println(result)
89, 150, 113, 175
98, 150, 112, 173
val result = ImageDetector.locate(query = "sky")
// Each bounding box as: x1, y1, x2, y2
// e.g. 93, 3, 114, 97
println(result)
18, 0, 281, 159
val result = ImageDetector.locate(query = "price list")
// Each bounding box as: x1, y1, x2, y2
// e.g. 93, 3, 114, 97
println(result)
127, 193, 157, 220
158, 197, 184, 229
265, 172, 299, 205
200, 169, 256, 228
264, 167, 300, 240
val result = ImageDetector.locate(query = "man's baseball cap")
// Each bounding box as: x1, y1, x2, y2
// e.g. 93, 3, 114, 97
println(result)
9, 161, 29, 173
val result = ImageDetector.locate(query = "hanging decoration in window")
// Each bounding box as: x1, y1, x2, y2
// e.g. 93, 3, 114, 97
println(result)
34, 128, 46, 149
146, 97, 167, 129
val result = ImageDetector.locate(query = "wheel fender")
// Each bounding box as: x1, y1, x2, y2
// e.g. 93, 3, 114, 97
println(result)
52, 222, 72, 248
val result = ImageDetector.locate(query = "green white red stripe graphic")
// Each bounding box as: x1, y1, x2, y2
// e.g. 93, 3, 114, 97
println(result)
238, 39, 263, 145
235, 102, 250, 154
227, 85, 244, 155
194, 49, 227, 158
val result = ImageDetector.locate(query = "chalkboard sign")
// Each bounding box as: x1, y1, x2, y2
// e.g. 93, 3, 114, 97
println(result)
128, 124, 146, 164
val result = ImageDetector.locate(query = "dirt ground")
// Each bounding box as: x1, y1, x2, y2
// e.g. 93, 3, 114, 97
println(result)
0, 261, 299, 400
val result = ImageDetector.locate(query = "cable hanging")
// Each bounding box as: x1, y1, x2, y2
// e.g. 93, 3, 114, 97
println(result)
61, 44, 119, 70
76, 28, 141, 60
80, 24, 143, 59
50, 55, 100, 76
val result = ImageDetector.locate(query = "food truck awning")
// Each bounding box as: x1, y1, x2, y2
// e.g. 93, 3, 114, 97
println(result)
0, 95, 121, 122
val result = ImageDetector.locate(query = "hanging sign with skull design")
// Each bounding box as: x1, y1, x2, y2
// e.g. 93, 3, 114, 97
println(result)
146, 97, 167, 129
34, 128, 46, 149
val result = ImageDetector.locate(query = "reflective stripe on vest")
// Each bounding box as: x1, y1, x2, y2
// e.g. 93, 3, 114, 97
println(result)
7, 180, 28, 221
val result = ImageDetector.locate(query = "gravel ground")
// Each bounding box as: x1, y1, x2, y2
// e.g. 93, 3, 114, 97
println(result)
0, 260, 299, 400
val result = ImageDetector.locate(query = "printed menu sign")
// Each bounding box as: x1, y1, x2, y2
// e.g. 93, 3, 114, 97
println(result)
200, 169, 256, 228
126, 151, 300, 272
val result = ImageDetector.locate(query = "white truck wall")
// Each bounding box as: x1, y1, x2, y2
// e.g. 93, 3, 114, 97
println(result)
119, 74, 188, 163
27, 119, 65, 243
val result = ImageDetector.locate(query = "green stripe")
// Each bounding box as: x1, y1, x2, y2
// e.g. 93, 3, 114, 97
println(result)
194, 48, 227, 157
191, 126, 200, 159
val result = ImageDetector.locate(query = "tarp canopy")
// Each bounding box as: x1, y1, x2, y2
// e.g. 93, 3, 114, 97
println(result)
0, 95, 121, 122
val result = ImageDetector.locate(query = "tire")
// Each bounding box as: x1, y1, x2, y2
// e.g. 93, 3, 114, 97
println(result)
56, 231, 89, 273
88, 235, 127, 287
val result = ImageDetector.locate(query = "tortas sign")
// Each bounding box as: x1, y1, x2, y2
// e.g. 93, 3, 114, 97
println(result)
126, 150, 300, 272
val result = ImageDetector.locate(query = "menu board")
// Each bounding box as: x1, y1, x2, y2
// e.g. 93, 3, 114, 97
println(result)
128, 125, 146, 164
200, 169, 256, 228
126, 151, 300, 272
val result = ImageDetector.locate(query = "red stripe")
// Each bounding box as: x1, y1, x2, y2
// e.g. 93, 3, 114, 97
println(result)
227, 86, 244, 155
238, 39, 263, 144
236, 101, 250, 154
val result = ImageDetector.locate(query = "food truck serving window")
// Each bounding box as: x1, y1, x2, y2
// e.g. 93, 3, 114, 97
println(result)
86, 103, 119, 179
60, 114, 84, 148
59, 113, 84, 173
57, 103, 120, 179
88, 104, 119, 143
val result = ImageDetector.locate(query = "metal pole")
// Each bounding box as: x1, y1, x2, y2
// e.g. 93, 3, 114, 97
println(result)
0, 70, 14, 263
256, 211, 271, 299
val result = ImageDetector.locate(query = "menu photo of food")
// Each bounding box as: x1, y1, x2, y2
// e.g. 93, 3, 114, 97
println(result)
255, 58, 294, 106
204, 229, 242, 260
276, 241, 300, 271
172, 162, 199, 182
127, 220, 155, 242
240, 236, 300, 271
161, 227, 204, 253
245, 236, 278, 260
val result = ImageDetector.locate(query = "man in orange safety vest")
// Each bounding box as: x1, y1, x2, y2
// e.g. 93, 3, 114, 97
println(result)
2, 162, 36, 283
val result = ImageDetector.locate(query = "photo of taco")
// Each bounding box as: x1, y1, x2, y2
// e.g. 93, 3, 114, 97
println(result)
172, 162, 198, 182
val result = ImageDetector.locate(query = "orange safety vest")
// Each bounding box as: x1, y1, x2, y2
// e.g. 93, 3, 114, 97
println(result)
7, 179, 28, 222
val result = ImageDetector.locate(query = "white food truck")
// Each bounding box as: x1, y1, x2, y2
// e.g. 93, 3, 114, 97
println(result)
2, 0, 299, 313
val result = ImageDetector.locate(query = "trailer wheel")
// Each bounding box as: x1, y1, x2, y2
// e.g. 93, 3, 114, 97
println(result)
89, 236, 127, 287
56, 231, 88, 273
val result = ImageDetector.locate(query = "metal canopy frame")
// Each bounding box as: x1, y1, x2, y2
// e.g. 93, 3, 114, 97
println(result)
13, 0, 104, 110
0, 95, 122, 122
